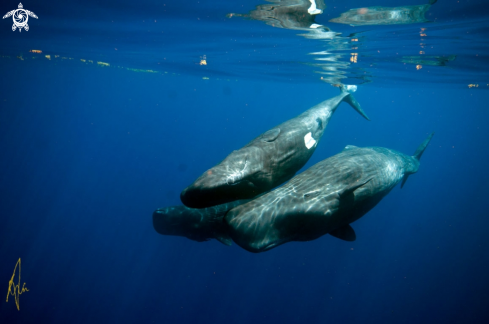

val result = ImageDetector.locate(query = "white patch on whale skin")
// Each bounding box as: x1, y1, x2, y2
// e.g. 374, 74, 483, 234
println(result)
310, 23, 322, 29
304, 132, 317, 149
308, 0, 323, 15
344, 85, 357, 93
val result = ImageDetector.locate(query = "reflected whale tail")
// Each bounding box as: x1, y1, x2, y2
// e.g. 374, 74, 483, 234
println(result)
339, 85, 370, 121
401, 132, 435, 188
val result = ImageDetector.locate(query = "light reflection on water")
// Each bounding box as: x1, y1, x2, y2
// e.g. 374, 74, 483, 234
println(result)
1, 0, 487, 88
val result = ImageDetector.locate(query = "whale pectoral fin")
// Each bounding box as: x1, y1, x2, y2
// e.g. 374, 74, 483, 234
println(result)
215, 233, 233, 246
261, 128, 281, 142
400, 174, 410, 189
339, 178, 372, 198
329, 225, 356, 241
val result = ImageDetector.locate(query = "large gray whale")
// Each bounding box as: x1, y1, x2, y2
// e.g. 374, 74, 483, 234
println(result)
224, 133, 434, 253
181, 85, 369, 209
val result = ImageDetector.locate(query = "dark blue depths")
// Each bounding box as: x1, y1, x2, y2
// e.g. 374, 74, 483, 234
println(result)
1, 1, 489, 324
1, 59, 489, 324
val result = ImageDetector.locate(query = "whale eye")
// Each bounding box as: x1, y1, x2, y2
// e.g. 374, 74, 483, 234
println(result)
304, 191, 320, 199
316, 117, 323, 130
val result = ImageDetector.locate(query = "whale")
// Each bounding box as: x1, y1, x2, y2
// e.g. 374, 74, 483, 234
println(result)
180, 85, 369, 209
224, 133, 434, 253
153, 200, 247, 246
227, 0, 327, 30
329, 0, 438, 26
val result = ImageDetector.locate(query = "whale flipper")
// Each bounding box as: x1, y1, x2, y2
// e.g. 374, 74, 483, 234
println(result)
339, 178, 372, 198
401, 132, 435, 188
215, 232, 233, 246
400, 174, 409, 189
329, 225, 356, 241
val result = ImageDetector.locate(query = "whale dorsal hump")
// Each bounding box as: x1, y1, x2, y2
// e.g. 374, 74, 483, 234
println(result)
329, 224, 356, 241
343, 145, 358, 151
261, 128, 281, 142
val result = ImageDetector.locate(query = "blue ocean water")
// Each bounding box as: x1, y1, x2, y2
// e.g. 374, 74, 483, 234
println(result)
1, 0, 488, 323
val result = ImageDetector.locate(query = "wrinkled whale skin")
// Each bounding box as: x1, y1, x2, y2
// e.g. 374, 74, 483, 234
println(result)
225, 133, 433, 253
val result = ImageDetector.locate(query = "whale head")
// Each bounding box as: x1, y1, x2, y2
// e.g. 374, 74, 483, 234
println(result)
180, 147, 264, 208
153, 206, 214, 242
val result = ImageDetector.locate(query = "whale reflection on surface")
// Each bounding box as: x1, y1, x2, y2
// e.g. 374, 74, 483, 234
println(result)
227, 0, 339, 41
330, 0, 438, 26
227, 0, 326, 30
227, 0, 371, 85
400, 55, 456, 67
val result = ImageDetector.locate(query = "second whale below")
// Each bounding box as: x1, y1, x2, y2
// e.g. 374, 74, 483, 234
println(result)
224, 133, 434, 253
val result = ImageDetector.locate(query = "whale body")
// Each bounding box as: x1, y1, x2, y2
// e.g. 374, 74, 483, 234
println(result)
227, 0, 326, 29
329, 1, 437, 26
224, 133, 434, 253
181, 86, 369, 209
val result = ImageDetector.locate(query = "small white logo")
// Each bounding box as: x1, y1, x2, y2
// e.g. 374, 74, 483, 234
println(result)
3, 3, 37, 32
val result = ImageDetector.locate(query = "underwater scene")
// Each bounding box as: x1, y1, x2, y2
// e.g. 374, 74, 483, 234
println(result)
1, 0, 488, 323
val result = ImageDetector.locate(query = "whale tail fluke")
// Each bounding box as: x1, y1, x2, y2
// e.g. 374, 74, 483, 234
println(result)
401, 132, 435, 188
339, 85, 370, 121
413, 132, 435, 161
